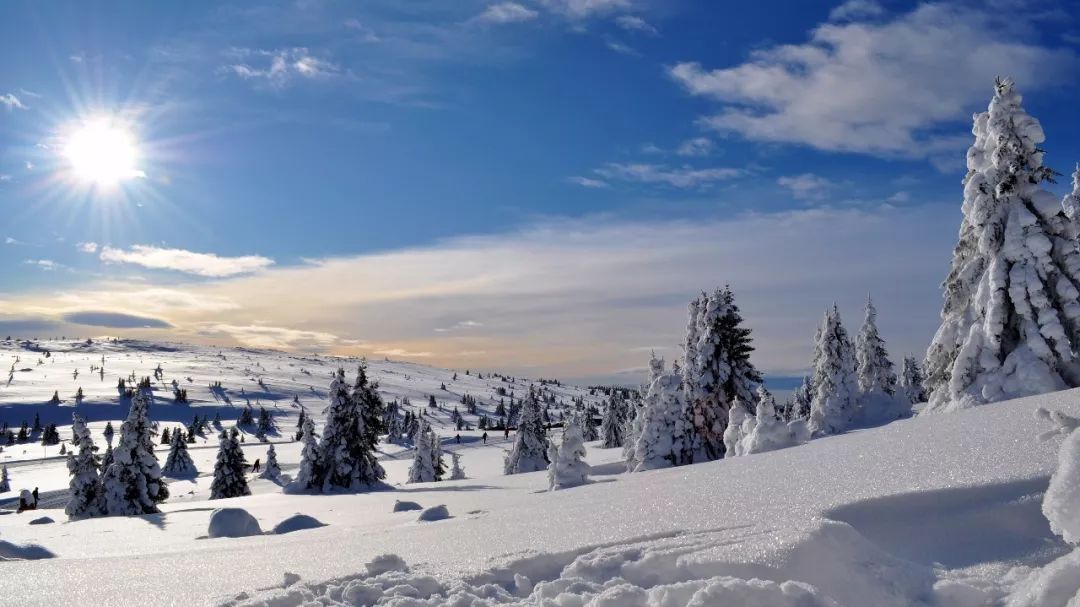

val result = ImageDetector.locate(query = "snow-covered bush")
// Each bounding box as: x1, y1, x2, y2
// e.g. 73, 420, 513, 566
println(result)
207, 508, 262, 538
724, 388, 810, 457
925, 79, 1080, 413
549, 419, 589, 490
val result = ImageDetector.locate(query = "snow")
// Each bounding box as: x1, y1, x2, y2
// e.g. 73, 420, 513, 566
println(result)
417, 504, 451, 522
393, 500, 423, 512
208, 507, 263, 538
271, 514, 325, 535
0, 338, 1078, 606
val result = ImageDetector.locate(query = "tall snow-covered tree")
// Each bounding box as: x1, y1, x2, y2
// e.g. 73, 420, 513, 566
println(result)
899, 356, 928, 404
925, 79, 1080, 413
600, 392, 626, 448
317, 368, 385, 491
101, 390, 168, 515
809, 306, 859, 436
549, 418, 589, 490
210, 428, 250, 500
504, 388, 549, 474
260, 443, 281, 480
352, 361, 386, 445
632, 370, 694, 471
683, 287, 762, 460
162, 427, 196, 477
790, 376, 814, 420
0, 465, 9, 493
65, 414, 103, 519
293, 414, 323, 490
855, 296, 896, 396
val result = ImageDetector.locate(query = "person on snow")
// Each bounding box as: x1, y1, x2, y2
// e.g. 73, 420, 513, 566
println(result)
482, 432, 488, 444
252, 458, 260, 474
455, 434, 461, 444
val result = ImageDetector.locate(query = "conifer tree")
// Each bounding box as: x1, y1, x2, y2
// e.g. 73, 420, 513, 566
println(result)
101, 390, 168, 515
430, 428, 446, 481
407, 421, 437, 483
855, 296, 896, 396
549, 419, 589, 490
0, 465, 9, 493
684, 287, 762, 460
317, 368, 385, 491
925, 79, 1080, 412
809, 306, 859, 436
791, 376, 814, 420
209, 428, 250, 499
294, 415, 323, 490
898, 356, 928, 405
600, 392, 626, 448
162, 427, 196, 477
103, 421, 114, 446
260, 443, 281, 480
65, 414, 103, 519
449, 452, 466, 480
632, 370, 694, 471
504, 388, 549, 474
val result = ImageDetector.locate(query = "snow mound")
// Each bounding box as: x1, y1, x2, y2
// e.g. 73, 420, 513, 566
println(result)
0, 540, 54, 561
392, 500, 423, 512
1039, 409, 1080, 544
418, 504, 451, 522
208, 508, 263, 539
271, 514, 326, 535
28, 516, 54, 525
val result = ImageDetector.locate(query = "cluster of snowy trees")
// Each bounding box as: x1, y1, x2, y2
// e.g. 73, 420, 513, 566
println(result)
291, 364, 386, 492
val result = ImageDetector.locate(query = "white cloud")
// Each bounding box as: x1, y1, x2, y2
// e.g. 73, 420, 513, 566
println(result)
24, 259, 62, 271
887, 191, 911, 203
198, 323, 340, 350
567, 176, 610, 189
435, 320, 484, 333
4, 236, 19, 245
0, 174, 11, 182
778, 173, 834, 200
828, 0, 884, 22
473, 2, 539, 24
594, 162, 745, 188
222, 48, 340, 88
374, 348, 434, 358
539, 0, 632, 19
675, 137, 714, 157
669, 3, 1079, 158
99, 245, 274, 277
615, 15, 658, 35
0, 94, 26, 111
77, 242, 98, 254
343, 19, 381, 42
604, 39, 639, 56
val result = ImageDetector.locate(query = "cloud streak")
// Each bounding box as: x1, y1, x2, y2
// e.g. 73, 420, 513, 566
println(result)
99, 245, 274, 277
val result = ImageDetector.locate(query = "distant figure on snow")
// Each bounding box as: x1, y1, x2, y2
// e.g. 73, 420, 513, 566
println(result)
32, 487, 38, 507
17, 489, 35, 513
251, 458, 260, 474
482, 432, 488, 444
455, 434, 461, 444
504, 428, 510, 439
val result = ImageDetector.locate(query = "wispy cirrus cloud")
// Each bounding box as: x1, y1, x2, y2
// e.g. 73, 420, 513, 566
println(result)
777, 173, 834, 201
99, 245, 274, 277
24, 259, 63, 271
220, 47, 340, 88
567, 176, 610, 189
539, 0, 632, 19
472, 2, 539, 25
593, 162, 746, 189
77, 242, 98, 253
675, 137, 713, 157
0, 93, 27, 111
668, 3, 1079, 159
615, 15, 658, 36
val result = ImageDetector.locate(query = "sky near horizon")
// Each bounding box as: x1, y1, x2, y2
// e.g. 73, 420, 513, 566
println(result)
1, 0, 1079, 386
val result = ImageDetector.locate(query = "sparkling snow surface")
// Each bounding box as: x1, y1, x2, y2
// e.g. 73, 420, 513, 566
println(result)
0, 340, 1075, 606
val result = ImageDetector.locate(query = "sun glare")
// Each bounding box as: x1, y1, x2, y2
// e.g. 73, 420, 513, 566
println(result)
62, 117, 143, 187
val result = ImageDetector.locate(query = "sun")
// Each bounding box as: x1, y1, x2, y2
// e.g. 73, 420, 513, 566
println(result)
62, 117, 143, 187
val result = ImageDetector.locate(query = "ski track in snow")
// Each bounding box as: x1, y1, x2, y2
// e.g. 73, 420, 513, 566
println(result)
0, 339, 1076, 606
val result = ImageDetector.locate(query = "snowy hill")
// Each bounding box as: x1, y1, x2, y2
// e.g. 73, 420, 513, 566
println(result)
0, 339, 1077, 605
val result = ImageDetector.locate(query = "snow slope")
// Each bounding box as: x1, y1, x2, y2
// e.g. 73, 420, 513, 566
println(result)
0, 340, 1075, 606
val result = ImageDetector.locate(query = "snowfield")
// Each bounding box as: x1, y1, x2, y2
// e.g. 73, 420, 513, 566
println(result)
0, 339, 1077, 606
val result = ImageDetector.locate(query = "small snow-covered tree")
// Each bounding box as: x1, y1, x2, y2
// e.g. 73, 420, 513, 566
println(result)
260, 443, 281, 480
293, 414, 323, 490
103, 421, 114, 446
722, 398, 753, 457
632, 370, 694, 471
101, 390, 168, 515
407, 421, 437, 483
684, 287, 762, 460
809, 306, 859, 436
0, 465, 9, 493
898, 356, 927, 404
600, 392, 626, 448
65, 414, 103, 519
790, 376, 813, 420
855, 296, 896, 396
317, 368, 385, 491
449, 452, 466, 480
162, 427, 196, 477
504, 388, 549, 474
624, 355, 663, 470
740, 387, 810, 456
925, 79, 1080, 413
210, 428, 250, 500
549, 419, 589, 490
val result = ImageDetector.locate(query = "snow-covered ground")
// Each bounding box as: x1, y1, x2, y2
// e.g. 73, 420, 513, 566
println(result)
0, 339, 1076, 606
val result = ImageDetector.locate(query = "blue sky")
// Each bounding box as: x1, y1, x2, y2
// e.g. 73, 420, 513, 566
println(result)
1, 0, 1079, 385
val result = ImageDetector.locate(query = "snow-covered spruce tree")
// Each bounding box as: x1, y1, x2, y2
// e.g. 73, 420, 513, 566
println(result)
549, 418, 589, 490
1063, 165, 1080, 235
449, 452, 466, 480
600, 392, 626, 448
624, 355, 663, 469
260, 443, 281, 480
684, 287, 763, 460
790, 376, 814, 420
925, 79, 1080, 413
0, 465, 9, 493
407, 421, 436, 483
293, 414, 323, 490
65, 414, 103, 519
317, 368, 385, 491
352, 361, 386, 447
504, 388, 549, 474
855, 296, 896, 396
209, 428, 250, 500
430, 427, 446, 481
101, 390, 169, 515
808, 306, 859, 436
162, 426, 196, 477
899, 356, 928, 405
722, 398, 753, 457
632, 370, 694, 471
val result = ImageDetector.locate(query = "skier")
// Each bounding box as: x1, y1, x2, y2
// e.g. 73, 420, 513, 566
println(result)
32, 487, 38, 507
251, 458, 260, 474
504, 427, 510, 440
455, 434, 461, 444
482, 432, 488, 444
